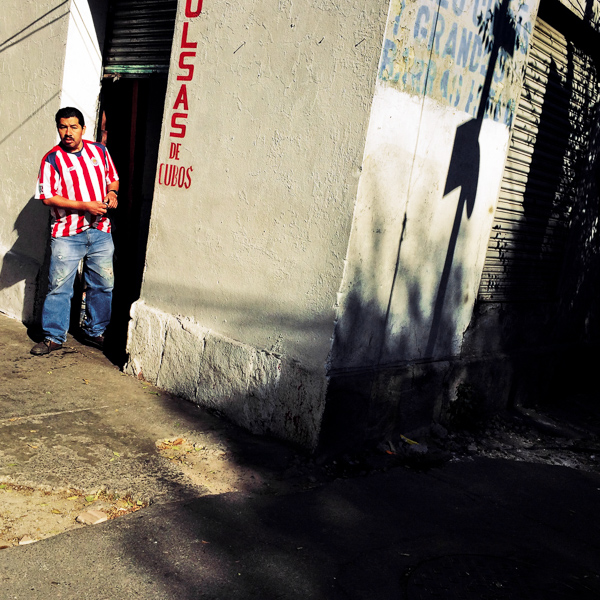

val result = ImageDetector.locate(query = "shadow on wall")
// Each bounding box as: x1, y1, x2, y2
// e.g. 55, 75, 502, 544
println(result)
542, 0, 600, 352
0, 2, 68, 324
427, 0, 518, 356
321, 0, 523, 452
0, 2, 69, 55
0, 197, 50, 324
466, 54, 578, 352
551, 98, 600, 396
0, 93, 60, 325
465, 2, 600, 404
557, 101, 600, 343
480, 55, 573, 307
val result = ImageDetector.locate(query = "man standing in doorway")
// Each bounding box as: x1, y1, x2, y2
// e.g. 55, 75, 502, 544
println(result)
30, 107, 119, 355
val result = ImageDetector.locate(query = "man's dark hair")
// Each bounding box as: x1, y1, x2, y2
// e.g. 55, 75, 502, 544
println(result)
55, 107, 85, 128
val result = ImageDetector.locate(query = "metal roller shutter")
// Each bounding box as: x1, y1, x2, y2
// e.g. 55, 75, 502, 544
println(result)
103, 0, 178, 77
478, 18, 600, 302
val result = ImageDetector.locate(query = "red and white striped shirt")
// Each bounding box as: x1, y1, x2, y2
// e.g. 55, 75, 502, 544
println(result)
36, 141, 119, 238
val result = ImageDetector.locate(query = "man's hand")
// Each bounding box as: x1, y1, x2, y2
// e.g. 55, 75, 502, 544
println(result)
103, 190, 119, 209
86, 201, 109, 216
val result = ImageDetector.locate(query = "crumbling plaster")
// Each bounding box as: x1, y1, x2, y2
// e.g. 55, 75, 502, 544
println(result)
126, 301, 327, 449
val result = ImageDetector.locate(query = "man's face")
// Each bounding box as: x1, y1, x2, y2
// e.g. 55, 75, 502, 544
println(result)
57, 117, 86, 152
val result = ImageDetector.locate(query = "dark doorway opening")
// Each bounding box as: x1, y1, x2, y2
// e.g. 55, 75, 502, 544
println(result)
59, 0, 176, 362
97, 76, 167, 364
93, 0, 177, 363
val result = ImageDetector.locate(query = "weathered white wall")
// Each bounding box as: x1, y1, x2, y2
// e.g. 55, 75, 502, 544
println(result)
60, 0, 106, 128
331, 0, 539, 370
0, 0, 71, 322
127, 301, 329, 448
126, 0, 388, 447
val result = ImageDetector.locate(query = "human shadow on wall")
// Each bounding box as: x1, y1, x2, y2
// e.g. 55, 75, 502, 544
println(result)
0, 197, 50, 326
559, 99, 600, 334
482, 57, 572, 308
547, 80, 600, 398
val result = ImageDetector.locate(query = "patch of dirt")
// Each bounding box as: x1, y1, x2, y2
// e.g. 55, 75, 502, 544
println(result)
0, 485, 144, 549
155, 436, 273, 496
438, 417, 600, 471
0, 432, 314, 550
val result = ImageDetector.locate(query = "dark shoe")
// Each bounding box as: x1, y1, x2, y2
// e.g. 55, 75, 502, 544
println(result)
30, 339, 63, 355
82, 334, 105, 350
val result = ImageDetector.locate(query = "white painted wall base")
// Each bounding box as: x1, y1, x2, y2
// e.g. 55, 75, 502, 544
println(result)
125, 301, 328, 449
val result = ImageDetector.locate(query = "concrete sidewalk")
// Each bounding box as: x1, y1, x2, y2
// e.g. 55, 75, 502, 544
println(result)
1, 314, 600, 599
0, 314, 305, 500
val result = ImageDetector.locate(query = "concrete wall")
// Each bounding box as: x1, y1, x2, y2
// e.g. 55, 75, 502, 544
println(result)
60, 0, 107, 128
126, 0, 388, 448
0, 0, 106, 324
332, 0, 538, 369
0, 0, 71, 323
320, 0, 541, 449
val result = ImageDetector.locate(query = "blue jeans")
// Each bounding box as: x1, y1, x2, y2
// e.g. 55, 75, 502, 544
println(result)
42, 229, 114, 344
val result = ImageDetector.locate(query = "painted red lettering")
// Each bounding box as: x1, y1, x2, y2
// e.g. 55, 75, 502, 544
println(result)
170, 113, 187, 138
185, 166, 193, 189
178, 166, 187, 187
177, 52, 196, 81
159, 164, 193, 188
181, 22, 197, 48
185, 0, 203, 17
163, 164, 172, 185
173, 85, 189, 111
170, 164, 178, 187
169, 143, 181, 160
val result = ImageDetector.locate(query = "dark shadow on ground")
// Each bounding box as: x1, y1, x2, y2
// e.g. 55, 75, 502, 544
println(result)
2, 455, 600, 599
2, 313, 600, 598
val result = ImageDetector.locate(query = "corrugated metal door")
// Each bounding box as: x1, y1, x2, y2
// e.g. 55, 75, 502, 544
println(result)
478, 18, 600, 302
103, 0, 178, 77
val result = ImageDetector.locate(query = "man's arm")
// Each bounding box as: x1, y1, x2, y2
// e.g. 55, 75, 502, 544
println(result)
41, 195, 108, 216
